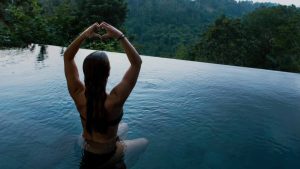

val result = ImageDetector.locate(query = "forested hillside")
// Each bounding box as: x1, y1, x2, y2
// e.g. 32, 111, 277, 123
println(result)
0, 0, 127, 50
39, 0, 273, 57
125, 0, 273, 57
0, 0, 270, 51
190, 6, 300, 72
1, 0, 299, 72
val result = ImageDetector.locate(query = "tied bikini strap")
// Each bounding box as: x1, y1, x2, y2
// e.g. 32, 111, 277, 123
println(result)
106, 111, 123, 126
80, 111, 123, 127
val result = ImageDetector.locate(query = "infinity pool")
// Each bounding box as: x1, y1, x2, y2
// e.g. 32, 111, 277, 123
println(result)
0, 45, 300, 169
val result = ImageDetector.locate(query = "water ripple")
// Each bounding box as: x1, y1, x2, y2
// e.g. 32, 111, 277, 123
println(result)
1, 46, 300, 169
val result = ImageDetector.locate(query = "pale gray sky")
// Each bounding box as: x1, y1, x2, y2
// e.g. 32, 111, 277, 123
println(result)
238, 0, 300, 6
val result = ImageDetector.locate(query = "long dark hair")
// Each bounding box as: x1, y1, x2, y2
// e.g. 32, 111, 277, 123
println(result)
83, 51, 110, 134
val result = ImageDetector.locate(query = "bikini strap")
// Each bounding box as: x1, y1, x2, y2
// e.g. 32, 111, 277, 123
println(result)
80, 111, 123, 126
107, 111, 124, 126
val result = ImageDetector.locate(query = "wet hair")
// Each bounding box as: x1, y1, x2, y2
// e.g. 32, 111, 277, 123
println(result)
83, 51, 110, 134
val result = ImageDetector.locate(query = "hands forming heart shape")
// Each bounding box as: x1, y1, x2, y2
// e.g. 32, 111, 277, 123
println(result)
83, 22, 123, 41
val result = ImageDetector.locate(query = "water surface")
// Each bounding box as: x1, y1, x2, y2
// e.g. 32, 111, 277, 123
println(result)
0, 45, 300, 169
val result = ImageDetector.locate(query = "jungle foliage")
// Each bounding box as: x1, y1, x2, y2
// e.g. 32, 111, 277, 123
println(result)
0, 0, 299, 72
0, 0, 127, 50
190, 6, 300, 72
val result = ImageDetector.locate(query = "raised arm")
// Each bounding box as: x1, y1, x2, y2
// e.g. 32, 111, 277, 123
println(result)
64, 23, 101, 105
100, 22, 142, 106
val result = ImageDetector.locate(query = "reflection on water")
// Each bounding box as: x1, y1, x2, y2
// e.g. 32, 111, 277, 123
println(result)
29, 44, 36, 52
60, 47, 65, 56
0, 46, 300, 169
37, 45, 48, 62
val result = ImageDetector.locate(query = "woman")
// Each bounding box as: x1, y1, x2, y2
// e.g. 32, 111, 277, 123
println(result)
64, 22, 148, 169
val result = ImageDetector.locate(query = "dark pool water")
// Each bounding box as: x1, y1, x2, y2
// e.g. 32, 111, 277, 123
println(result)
0, 45, 300, 169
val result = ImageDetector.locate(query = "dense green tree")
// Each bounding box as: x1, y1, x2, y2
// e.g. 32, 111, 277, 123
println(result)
46, 0, 77, 46
191, 6, 300, 73
242, 5, 300, 71
0, 1, 11, 47
0, 0, 128, 50
125, 0, 272, 57
191, 15, 250, 65
1, 0, 299, 72
74, 0, 127, 51
78, 0, 127, 28
0, 1, 7, 19
2, 0, 49, 46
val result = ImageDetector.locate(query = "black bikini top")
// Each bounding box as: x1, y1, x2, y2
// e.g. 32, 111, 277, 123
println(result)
80, 110, 123, 127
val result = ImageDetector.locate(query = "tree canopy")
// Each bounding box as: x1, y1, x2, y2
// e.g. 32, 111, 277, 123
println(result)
1, 0, 299, 72
125, 0, 273, 57
190, 5, 300, 73
0, 0, 127, 50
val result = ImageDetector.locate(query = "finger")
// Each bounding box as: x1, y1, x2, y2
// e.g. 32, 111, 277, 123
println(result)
99, 23, 107, 30
101, 21, 108, 25
103, 22, 111, 28
91, 23, 99, 31
99, 22, 110, 30
96, 23, 101, 30
99, 22, 105, 27
93, 22, 98, 28
102, 22, 109, 26
92, 33, 102, 39
100, 33, 110, 40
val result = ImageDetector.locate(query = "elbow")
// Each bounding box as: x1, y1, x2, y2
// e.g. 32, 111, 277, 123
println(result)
132, 55, 142, 67
132, 58, 142, 69
137, 56, 142, 66
63, 51, 71, 62
63, 53, 67, 60
63, 51, 68, 60
136, 60, 142, 68
138, 58, 142, 66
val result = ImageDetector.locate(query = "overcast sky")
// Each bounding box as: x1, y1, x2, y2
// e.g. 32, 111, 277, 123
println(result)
239, 0, 300, 6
